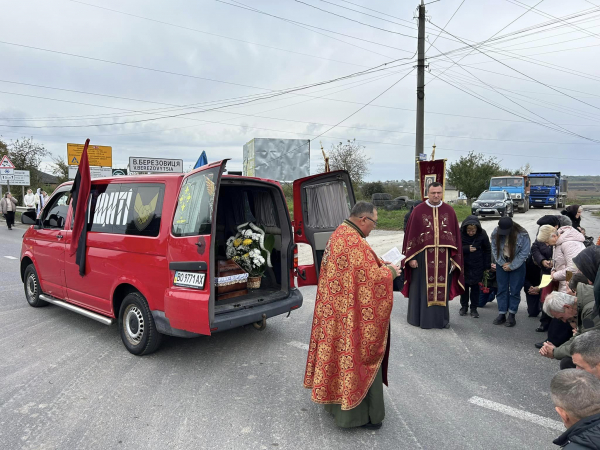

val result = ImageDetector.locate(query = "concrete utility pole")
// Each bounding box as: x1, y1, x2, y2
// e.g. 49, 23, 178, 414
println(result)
414, 0, 426, 187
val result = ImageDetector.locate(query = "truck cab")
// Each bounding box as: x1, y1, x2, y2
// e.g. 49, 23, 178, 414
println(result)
489, 176, 529, 213
529, 172, 567, 209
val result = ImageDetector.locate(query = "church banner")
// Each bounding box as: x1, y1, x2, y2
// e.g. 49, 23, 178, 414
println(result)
418, 159, 446, 201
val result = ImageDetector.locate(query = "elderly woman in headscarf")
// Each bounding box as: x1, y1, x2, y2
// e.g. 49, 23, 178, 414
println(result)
573, 245, 600, 319
561, 204, 582, 231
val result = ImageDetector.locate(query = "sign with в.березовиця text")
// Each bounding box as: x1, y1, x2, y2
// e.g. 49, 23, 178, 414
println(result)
129, 157, 183, 173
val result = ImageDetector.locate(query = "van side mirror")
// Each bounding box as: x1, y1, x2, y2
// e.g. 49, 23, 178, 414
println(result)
21, 210, 38, 225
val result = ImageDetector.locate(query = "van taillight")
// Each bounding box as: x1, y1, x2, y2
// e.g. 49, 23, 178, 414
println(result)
293, 244, 298, 269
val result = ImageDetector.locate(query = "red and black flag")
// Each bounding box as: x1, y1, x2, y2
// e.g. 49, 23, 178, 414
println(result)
70, 138, 91, 276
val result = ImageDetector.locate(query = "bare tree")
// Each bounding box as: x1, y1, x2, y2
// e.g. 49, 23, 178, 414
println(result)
317, 139, 370, 184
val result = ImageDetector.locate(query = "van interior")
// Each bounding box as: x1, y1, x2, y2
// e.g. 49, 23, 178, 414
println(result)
214, 178, 292, 313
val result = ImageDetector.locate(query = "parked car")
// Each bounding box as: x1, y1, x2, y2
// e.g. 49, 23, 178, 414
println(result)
371, 192, 392, 207
471, 190, 514, 218
384, 196, 409, 211
19, 161, 356, 355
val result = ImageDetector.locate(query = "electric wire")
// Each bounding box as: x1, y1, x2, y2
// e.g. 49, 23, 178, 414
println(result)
313, 0, 417, 29
214, 0, 413, 56
293, 0, 417, 37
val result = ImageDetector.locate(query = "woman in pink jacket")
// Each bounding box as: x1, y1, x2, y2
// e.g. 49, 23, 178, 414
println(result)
552, 226, 585, 293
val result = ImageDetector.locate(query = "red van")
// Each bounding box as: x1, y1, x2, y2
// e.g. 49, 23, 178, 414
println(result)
19, 161, 355, 355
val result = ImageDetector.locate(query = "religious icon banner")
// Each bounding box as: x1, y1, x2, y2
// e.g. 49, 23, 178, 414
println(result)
419, 159, 446, 201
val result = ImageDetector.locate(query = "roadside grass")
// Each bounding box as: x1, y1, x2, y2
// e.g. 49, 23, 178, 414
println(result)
570, 198, 600, 205
288, 201, 473, 231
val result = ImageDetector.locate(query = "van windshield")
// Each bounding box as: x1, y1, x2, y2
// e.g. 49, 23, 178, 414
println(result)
172, 167, 220, 236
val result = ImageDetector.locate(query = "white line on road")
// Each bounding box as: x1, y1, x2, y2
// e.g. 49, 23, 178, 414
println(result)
287, 341, 309, 351
3, 256, 17, 260
469, 396, 564, 431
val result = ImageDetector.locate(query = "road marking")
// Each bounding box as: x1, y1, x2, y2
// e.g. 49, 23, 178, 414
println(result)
468, 396, 564, 431
4, 256, 17, 260
287, 341, 309, 351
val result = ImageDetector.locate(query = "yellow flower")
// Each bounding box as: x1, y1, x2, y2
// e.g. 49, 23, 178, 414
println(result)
243, 239, 253, 246
244, 253, 249, 258
233, 239, 242, 247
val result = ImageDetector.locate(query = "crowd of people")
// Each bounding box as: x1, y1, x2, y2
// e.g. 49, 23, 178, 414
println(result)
1, 188, 48, 230
304, 188, 600, 447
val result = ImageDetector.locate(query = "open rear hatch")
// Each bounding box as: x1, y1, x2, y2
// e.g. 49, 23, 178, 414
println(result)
293, 170, 356, 286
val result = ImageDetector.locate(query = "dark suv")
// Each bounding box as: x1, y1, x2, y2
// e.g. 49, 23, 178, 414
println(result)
472, 190, 514, 218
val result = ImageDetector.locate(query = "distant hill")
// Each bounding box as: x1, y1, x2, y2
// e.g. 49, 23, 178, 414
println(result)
564, 175, 600, 199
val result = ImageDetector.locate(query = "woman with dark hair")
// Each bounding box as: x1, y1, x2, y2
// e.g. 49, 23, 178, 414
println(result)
491, 217, 531, 327
573, 246, 600, 319
561, 204, 582, 231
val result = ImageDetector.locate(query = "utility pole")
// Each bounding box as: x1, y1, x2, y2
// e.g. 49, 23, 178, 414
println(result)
414, 0, 426, 191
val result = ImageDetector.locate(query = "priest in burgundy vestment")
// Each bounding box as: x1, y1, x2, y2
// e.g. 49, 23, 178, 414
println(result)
402, 183, 465, 329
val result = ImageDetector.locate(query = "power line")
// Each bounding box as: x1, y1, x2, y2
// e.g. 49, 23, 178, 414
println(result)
254, 70, 415, 169
314, 0, 417, 30
425, 0, 546, 87
62, 0, 372, 69
433, 70, 600, 144
293, 0, 417, 38
214, 0, 412, 57
428, 22, 600, 113
330, 0, 417, 25
426, 0, 467, 53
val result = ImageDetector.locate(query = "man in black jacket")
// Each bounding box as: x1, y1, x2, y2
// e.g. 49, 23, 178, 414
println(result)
551, 369, 600, 449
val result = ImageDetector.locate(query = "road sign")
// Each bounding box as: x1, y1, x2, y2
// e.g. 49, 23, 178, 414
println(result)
0, 155, 15, 174
112, 168, 128, 176
419, 153, 428, 161
129, 157, 183, 173
0, 170, 30, 186
68, 166, 113, 180
67, 143, 113, 167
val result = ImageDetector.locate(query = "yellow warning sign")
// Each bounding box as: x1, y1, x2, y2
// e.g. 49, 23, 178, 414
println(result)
67, 143, 112, 167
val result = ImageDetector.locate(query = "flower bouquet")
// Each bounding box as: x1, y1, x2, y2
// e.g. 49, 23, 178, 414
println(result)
479, 271, 491, 294
226, 222, 273, 288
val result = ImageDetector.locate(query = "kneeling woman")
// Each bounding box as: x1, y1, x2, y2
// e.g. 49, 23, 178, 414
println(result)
491, 217, 531, 327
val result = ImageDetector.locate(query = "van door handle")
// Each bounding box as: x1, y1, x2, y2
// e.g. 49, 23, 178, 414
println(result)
57, 235, 64, 240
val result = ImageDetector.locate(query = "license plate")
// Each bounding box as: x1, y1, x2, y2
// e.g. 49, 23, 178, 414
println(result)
481, 209, 492, 212
535, 200, 542, 202
174, 271, 206, 289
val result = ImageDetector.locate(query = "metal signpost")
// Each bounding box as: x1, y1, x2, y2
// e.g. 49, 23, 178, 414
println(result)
0, 155, 16, 195
129, 157, 183, 174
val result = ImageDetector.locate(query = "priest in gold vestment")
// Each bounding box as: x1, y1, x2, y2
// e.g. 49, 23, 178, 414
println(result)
304, 202, 402, 429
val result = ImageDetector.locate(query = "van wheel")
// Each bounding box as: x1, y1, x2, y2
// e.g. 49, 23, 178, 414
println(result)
119, 292, 162, 355
24, 265, 48, 307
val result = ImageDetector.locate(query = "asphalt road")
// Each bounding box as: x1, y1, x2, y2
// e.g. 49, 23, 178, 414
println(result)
1, 207, 598, 450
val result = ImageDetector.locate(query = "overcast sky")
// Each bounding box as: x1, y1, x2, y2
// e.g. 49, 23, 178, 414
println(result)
1, 0, 599, 181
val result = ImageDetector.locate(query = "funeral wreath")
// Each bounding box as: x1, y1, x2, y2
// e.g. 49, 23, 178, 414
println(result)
226, 223, 273, 287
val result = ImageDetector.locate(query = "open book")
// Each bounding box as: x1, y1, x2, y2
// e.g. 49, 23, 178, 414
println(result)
381, 247, 406, 266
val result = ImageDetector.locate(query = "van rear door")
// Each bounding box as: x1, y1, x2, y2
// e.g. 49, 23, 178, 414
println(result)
166, 160, 227, 335
292, 170, 355, 287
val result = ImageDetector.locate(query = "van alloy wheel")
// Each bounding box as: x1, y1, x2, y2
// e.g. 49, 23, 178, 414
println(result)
23, 264, 48, 307
124, 305, 145, 344
118, 292, 162, 356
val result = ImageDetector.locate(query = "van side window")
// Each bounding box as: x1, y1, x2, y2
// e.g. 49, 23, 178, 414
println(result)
89, 183, 165, 237
172, 167, 219, 237
42, 189, 72, 229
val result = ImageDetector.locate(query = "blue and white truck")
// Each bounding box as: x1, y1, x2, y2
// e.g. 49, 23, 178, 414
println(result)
489, 176, 530, 213
528, 172, 568, 209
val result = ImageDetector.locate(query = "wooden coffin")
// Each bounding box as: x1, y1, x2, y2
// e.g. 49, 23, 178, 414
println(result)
216, 259, 249, 301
